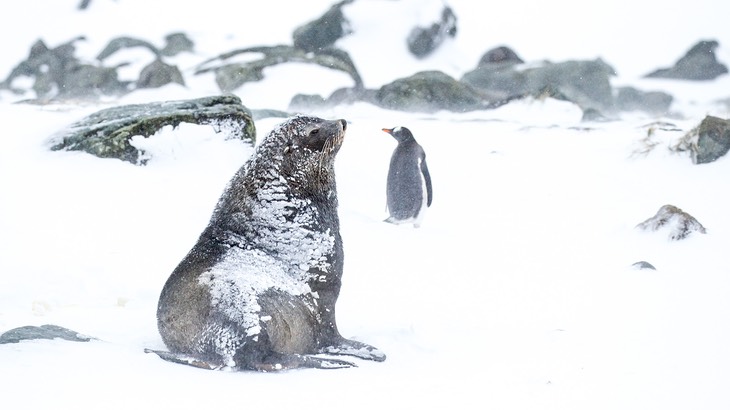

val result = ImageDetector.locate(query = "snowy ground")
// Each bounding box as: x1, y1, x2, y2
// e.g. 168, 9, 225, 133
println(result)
2, 1, 730, 409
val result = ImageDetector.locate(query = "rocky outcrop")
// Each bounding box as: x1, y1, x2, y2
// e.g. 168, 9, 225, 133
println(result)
407, 6, 458, 58
462, 58, 617, 116
644, 40, 728, 81
615, 87, 673, 116
0, 37, 128, 99
374, 70, 502, 113
636, 204, 707, 240
196, 45, 363, 93
292, 0, 353, 52
50, 95, 255, 164
1, 33, 192, 100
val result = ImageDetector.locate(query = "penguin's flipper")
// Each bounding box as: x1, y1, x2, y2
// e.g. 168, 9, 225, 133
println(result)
420, 154, 433, 206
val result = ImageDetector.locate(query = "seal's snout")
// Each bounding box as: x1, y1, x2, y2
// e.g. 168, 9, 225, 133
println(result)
339, 119, 347, 131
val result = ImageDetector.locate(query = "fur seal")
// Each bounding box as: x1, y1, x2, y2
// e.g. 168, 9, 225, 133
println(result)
382, 126, 433, 227
149, 115, 385, 371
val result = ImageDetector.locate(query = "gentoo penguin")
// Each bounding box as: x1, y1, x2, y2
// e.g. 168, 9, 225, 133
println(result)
382, 126, 433, 227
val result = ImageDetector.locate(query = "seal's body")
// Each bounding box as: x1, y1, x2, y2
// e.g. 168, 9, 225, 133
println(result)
151, 116, 385, 371
382, 126, 433, 227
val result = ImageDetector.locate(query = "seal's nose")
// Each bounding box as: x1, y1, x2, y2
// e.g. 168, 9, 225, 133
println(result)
339, 119, 347, 131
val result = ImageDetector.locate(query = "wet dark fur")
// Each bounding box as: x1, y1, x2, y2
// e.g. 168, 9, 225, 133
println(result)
152, 115, 385, 371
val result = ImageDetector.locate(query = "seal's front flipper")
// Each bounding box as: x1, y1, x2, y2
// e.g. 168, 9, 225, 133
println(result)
320, 339, 386, 362
144, 348, 220, 370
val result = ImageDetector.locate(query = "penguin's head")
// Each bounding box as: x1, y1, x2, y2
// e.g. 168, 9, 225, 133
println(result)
382, 126, 415, 143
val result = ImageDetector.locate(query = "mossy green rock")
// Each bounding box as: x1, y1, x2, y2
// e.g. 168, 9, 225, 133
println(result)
50, 94, 256, 164
376, 70, 489, 113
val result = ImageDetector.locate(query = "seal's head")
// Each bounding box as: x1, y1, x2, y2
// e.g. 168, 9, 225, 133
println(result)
274, 115, 347, 194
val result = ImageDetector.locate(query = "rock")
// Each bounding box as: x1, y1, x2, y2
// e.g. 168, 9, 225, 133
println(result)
694, 116, 730, 164
288, 87, 377, 111
136, 59, 185, 89
65, 64, 129, 98
250, 108, 291, 121
674, 115, 730, 164
631, 261, 657, 270
644, 40, 728, 81
477, 46, 524, 68
0, 324, 94, 344
96, 36, 161, 61
327, 86, 378, 106
161, 32, 194, 56
49, 94, 255, 164
292, 0, 353, 52
462, 58, 617, 115
375, 70, 499, 113
407, 6, 458, 58
1, 37, 129, 100
289, 93, 327, 111
636, 204, 707, 240
196, 45, 362, 92
615, 86, 673, 116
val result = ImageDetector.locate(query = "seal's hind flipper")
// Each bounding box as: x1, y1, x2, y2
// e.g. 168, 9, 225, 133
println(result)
248, 353, 356, 372
320, 339, 387, 362
144, 348, 221, 370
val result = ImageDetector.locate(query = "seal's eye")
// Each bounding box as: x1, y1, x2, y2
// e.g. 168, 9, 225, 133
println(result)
310, 129, 319, 136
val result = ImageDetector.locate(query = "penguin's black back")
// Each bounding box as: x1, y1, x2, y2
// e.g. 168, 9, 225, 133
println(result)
386, 138, 431, 221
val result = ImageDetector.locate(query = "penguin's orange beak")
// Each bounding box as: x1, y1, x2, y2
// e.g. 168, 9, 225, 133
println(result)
382, 128, 392, 134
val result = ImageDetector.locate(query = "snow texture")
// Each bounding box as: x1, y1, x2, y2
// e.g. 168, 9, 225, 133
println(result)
2, 1, 730, 409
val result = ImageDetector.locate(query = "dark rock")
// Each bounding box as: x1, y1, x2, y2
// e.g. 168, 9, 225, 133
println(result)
209, 63, 265, 92
407, 6, 458, 58
644, 40, 728, 81
161, 32, 194, 57
615, 86, 673, 115
288, 87, 377, 111
196, 45, 362, 92
292, 0, 353, 52
49, 94, 255, 164
581, 108, 609, 122
675, 115, 730, 164
477, 46, 524, 68
63, 64, 129, 98
375, 70, 500, 113
96, 36, 161, 61
136, 59, 185, 89
0, 324, 94, 344
631, 261, 656, 270
462, 58, 617, 115
250, 108, 292, 121
289, 93, 327, 111
636, 204, 707, 240
327, 86, 378, 106
1, 37, 129, 100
